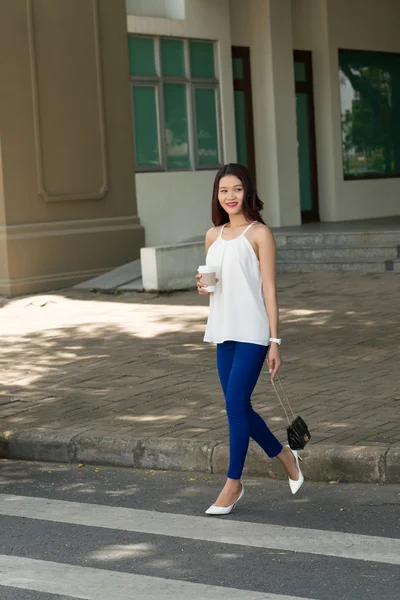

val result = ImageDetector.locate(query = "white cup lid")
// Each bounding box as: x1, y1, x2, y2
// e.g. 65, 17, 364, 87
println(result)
198, 265, 217, 273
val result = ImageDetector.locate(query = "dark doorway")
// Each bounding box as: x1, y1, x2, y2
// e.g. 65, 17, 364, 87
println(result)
294, 50, 320, 222
231, 46, 256, 183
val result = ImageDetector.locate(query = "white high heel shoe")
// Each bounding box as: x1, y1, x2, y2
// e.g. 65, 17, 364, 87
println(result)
205, 484, 245, 515
286, 445, 304, 495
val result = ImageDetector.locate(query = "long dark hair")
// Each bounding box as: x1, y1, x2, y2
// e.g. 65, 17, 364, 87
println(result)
211, 163, 265, 226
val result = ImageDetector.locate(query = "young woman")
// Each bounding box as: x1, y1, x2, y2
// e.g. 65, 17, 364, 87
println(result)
196, 163, 304, 515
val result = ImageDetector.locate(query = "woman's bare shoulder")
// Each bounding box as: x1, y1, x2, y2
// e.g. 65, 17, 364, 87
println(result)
251, 222, 275, 244
206, 226, 221, 243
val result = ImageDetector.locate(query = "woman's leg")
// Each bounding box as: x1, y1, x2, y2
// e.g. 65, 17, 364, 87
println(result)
216, 341, 236, 398
212, 342, 290, 507
209, 342, 241, 508
217, 342, 282, 476
224, 342, 283, 479
212, 341, 261, 507
245, 354, 297, 478
249, 409, 283, 459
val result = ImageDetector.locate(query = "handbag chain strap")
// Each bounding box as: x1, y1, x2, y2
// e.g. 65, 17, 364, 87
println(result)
270, 374, 296, 426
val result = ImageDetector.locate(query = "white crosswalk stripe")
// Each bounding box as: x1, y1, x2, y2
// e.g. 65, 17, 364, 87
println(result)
1, 491, 399, 600
0, 555, 313, 600
0, 493, 399, 565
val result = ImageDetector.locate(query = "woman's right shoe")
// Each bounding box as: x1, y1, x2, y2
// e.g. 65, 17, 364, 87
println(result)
205, 484, 244, 515
286, 445, 304, 495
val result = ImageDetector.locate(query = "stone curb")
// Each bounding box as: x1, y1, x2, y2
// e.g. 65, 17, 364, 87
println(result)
0, 428, 399, 484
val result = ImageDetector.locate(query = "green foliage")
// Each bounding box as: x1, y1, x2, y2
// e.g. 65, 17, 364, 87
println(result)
339, 50, 400, 177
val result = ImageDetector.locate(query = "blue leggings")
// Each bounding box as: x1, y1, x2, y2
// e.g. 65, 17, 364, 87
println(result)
217, 341, 283, 479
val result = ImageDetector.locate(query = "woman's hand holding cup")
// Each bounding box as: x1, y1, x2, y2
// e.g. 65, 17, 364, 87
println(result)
196, 266, 218, 295
196, 273, 209, 295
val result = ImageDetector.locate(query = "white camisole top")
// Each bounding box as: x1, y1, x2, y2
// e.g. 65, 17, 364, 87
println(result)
204, 222, 270, 346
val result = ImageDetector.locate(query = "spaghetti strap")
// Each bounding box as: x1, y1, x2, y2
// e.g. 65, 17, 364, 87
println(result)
219, 224, 227, 238
242, 222, 256, 236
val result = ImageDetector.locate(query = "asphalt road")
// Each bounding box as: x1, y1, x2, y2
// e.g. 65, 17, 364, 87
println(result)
0, 460, 399, 600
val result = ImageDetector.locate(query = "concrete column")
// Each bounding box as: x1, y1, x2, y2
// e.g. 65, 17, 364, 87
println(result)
0, 0, 144, 296
249, 0, 301, 226
307, 0, 339, 222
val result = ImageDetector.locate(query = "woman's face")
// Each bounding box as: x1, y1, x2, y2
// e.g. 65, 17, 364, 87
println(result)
218, 175, 245, 217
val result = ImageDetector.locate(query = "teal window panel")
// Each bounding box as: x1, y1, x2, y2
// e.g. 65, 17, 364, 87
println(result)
190, 41, 215, 78
161, 38, 185, 77
234, 90, 248, 167
195, 88, 219, 165
128, 36, 156, 76
164, 83, 191, 169
132, 86, 160, 167
296, 93, 312, 211
232, 57, 244, 79
294, 61, 307, 82
339, 49, 400, 177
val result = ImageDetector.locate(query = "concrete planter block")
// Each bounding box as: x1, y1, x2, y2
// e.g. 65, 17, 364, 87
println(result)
137, 438, 214, 472
8, 428, 77, 463
141, 242, 205, 291
385, 447, 400, 484
71, 434, 141, 467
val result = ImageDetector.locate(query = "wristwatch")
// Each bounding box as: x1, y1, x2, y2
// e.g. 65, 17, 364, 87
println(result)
269, 337, 281, 345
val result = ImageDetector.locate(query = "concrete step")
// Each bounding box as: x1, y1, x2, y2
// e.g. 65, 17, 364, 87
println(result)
392, 259, 400, 272
75, 259, 142, 291
276, 258, 396, 273
275, 231, 400, 248
277, 244, 399, 261
118, 277, 144, 291
74, 227, 400, 294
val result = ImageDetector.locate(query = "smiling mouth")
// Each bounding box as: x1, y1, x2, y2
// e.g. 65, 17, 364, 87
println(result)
226, 202, 238, 207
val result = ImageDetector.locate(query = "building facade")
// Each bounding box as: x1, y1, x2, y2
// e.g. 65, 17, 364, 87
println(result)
130, 0, 400, 248
1, 0, 399, 295
0, 0, 144, 296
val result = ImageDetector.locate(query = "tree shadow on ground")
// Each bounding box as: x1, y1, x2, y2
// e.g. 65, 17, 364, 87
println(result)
0, 271, 399, 446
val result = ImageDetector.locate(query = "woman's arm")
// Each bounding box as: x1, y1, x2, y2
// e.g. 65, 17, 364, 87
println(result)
196, 227, 219, 295
205, 227, 218, 253
256, 226, 281, 380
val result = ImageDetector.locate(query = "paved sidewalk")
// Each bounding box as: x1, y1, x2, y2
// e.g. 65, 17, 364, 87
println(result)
1, 272, 399, 481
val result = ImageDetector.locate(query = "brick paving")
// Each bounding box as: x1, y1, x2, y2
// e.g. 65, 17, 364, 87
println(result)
1, 271, 399, 448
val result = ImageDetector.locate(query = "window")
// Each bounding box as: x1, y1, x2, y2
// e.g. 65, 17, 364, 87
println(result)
128, 35, 222, 172
339, 49, 400, 179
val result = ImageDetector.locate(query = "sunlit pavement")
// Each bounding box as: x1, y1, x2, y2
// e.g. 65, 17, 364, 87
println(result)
1, 272, 399, 450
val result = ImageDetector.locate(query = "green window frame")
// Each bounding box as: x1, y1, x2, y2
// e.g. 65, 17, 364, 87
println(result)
128, 35, 222, 172
339, 48, 400, 180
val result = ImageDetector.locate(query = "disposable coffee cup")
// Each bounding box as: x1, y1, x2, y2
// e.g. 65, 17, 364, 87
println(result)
198, 265, 217, 293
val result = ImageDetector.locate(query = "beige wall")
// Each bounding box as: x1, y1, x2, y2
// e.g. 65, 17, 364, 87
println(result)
0, 0, 144, 296
291, 0, 338, 221
136, 171, 214, 247
328, 0, 400, 221
230, 0, 301, 227
291, 0, 313, 50
128, 0, 237, 246
292, 0, 400, 221
126, 0, 185, 20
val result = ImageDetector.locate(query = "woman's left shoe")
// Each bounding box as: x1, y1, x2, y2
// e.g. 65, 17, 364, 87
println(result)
205, 484, 245, 515
286, 445, 304, 495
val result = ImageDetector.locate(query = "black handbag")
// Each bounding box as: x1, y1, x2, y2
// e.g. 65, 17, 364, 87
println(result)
271, 375, 311, 450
